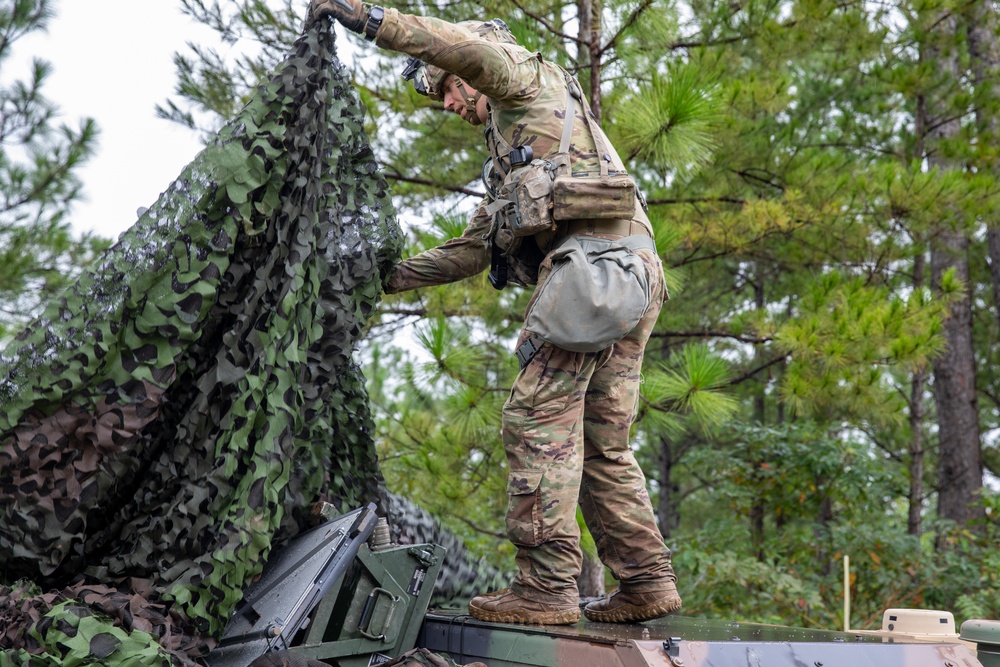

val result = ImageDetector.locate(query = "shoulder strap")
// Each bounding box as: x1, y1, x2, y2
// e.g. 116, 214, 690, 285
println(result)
559, 85, 576, 156
561, 73, 627, 178
485, 105, 516, 179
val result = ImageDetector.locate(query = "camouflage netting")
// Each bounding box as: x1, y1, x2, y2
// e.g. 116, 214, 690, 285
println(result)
0, 20, 505, 667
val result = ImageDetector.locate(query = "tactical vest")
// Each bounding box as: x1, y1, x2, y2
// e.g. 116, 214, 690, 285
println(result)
480, 70, 646, 290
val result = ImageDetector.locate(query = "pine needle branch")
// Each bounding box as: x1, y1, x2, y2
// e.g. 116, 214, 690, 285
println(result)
383, 170, 484, 198
456, 515, 507, 539
598, 0, 655, 59
726, 355, 789, 387
651, 330, 772, 344
646, 196, 747, 206
507, 0, 583, 44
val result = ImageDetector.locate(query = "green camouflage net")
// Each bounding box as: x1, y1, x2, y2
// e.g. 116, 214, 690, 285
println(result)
0, 23, 398, 666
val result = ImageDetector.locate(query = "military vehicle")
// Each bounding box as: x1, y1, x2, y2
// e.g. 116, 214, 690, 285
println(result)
204, 504, 1000, 667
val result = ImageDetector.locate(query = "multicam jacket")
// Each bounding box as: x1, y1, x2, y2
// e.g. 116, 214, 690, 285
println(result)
375, 11, 653, 293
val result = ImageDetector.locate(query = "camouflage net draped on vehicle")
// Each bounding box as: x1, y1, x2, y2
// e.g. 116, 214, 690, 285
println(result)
0, 21, 508, 667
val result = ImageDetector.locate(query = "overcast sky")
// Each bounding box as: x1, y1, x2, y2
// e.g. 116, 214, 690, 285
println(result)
13, 2, 222, 239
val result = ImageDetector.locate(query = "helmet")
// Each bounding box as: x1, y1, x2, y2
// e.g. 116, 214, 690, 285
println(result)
400, 18, 517, 100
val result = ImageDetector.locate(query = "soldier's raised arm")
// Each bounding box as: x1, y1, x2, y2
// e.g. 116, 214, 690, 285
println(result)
383, 200, 492, 294
310, 0, 534, 104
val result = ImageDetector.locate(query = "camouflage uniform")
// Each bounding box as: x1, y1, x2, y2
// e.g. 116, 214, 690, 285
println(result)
376, 11, 677, 604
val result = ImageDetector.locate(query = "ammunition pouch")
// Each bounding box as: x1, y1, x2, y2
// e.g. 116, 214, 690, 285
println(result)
487, 159, 640, 244
488, 159, 558, 243
489, 159, 640, 234
484, 158, 558, 290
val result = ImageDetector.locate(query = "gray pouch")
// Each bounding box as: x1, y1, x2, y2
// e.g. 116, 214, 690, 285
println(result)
524, 235, 655, 352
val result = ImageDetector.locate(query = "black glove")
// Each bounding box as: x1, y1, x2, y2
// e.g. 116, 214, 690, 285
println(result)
310, 0, 367, 33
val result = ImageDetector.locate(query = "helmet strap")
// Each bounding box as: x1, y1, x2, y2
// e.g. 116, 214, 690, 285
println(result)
454, 78, 483, 116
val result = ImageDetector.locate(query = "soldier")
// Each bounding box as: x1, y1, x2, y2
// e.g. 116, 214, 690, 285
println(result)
310, 0, 682, 625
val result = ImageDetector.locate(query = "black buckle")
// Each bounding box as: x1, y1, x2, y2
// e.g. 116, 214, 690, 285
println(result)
515, 336, 543, 369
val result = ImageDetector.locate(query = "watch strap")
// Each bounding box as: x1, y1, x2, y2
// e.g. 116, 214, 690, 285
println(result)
364, 6, 384, 40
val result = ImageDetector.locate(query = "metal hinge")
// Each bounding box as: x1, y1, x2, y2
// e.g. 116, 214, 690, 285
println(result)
662, 637, 684, 666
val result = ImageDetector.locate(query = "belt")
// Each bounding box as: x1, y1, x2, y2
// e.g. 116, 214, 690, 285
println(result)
562, 218, 649, 238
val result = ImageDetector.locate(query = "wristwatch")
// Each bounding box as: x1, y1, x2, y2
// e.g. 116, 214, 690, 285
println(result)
365, 6, 384, 41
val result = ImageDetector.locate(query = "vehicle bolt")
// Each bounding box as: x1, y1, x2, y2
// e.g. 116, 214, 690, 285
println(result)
814, 662, 823, 667
670, 659, 684, 667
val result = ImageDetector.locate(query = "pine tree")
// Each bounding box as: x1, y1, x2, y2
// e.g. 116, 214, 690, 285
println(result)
0, 0, 103, 334
910, 1, 985, 531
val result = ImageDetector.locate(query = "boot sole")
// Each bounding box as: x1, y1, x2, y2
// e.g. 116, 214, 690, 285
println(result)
583, 595, 682, 623
469, 605, 581, 625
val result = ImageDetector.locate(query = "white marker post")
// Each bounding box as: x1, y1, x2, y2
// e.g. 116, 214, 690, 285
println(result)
843, 554, 850, 632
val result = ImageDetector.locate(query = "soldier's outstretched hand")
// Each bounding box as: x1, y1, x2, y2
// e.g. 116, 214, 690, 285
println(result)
310, 0, 366, 33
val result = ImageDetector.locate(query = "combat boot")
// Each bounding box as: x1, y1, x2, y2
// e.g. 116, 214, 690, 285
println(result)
468, 588, 580, 625
583, 583, 682, 623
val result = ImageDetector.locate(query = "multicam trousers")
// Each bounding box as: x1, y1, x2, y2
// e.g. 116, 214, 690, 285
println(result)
502, 241, 676, 603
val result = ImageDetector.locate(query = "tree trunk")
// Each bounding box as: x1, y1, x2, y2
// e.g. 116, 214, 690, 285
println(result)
908, 250, 927, 537
576, 0, 603, 120
751, 269, 767, 562
588, 0, 602, 122
989, 228, 1000, 321
577, 551, 606, 597
966, 2, 1000, 333
929, 235, 983, 526
656, 435, 681, 538
577, 0, 591, 75
750, 498, 765, 562
816, 491, 834, 576
923, 10, 985, 529
908, 367, 927, 537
